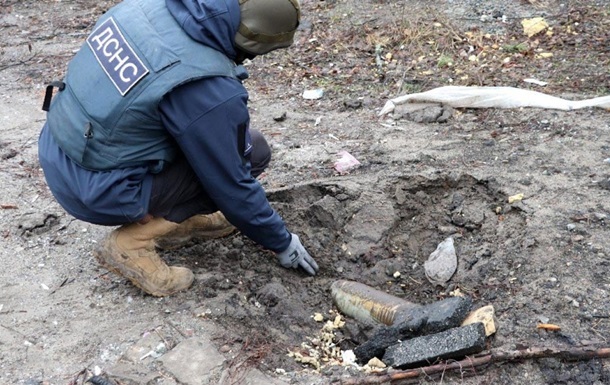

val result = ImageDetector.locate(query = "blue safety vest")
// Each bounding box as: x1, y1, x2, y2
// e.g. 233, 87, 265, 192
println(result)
45, 0, 239, 172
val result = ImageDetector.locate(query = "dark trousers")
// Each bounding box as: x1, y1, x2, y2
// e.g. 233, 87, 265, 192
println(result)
147, 129, 271, 223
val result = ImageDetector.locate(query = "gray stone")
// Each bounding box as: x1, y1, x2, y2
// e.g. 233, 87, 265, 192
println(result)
405, 105, 451, 123
17, 212, 59, 236
424, 237, 457, 286
159, 337, 225, 385
382, 323, 486, 369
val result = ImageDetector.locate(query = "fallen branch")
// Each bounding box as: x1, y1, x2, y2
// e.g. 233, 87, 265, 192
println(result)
340, 346, 610, 384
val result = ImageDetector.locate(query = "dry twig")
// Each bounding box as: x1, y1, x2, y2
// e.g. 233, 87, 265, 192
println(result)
0, 53, 39, 72
340, 346, 610, 384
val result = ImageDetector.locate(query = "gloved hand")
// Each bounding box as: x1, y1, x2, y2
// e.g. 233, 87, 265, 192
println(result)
276, 233, 319, 276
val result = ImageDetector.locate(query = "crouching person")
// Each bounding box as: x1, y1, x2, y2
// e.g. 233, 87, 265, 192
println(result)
38, 0, 318, 296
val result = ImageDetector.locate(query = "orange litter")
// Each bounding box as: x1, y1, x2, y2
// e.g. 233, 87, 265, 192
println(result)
537, 323, 561, 331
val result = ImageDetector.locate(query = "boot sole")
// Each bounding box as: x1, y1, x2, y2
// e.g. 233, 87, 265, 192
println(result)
93, 247, 190, 297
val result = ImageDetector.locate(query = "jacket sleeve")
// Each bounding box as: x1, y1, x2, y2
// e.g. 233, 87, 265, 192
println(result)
158, 76, 292, 253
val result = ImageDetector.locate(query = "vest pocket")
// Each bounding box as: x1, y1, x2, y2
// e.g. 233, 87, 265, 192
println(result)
46, 85, 93, 166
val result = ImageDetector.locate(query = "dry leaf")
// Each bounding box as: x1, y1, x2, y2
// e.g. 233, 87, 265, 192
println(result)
522, 17, 549, 37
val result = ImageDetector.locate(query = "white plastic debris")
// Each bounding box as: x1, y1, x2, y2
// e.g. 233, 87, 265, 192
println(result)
140, 342, 167, 360
379, 86, 610, 116
303, 89, 324, 100
424, 237, 457, 285
333, 151, 361, 174
341, 349, 358, 367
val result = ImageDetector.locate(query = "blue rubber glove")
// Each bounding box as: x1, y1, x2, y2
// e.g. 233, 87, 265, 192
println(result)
276, 234, 319, 276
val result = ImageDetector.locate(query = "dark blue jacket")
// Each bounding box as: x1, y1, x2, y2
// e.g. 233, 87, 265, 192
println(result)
38, 0, 292, 253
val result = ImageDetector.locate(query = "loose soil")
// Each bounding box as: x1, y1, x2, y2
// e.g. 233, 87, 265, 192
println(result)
1, 0, 610, 384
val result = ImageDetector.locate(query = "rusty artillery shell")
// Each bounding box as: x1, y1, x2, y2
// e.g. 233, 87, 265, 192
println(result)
331, 280, 418, 326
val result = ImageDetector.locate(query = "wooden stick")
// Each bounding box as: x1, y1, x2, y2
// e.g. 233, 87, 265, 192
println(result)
340, 346, 610, 384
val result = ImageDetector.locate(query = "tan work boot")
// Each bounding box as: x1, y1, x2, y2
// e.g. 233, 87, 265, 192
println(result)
155, 211, 236, 250
94, 217, 194, 296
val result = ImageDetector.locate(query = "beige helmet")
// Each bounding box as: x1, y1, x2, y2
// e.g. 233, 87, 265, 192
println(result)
235, 0, 301, 56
